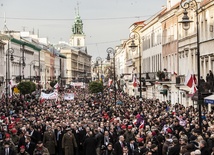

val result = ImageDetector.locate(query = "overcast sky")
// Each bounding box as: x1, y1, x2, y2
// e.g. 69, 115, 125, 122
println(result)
0, 0, 166, 59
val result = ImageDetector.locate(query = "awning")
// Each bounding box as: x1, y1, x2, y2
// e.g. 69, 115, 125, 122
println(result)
160, 89, 167, 96
204, 94, 214, 104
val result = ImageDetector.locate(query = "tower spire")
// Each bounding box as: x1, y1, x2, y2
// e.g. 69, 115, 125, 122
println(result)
77, 1, 79, 15
72, 2, 84, 35
3, 12, 9, 32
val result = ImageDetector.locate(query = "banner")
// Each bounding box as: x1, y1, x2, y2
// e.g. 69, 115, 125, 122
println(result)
64, 93, 74, 100
41, 92, 58, 100
70, 82, 84, 88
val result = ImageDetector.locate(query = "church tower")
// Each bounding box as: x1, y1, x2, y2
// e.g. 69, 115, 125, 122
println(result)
70, 8, 85, 47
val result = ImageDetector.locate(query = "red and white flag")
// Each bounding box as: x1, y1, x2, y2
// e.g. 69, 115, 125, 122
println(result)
108, 79, 113, 87
139, 120, 145, 129
54, 82, 59, 90
133, 75, 138, 87
171, 70, 177, 76
185, 71, 197, 88
189, 79, 197, 95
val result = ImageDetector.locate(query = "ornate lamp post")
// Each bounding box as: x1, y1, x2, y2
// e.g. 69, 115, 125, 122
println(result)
106, 47, 116, 105
29, 60, 39, 81
5, 48, 14, 106
96, 57, 103, 81
129, 31, 142, 101
179, 0, 202, 133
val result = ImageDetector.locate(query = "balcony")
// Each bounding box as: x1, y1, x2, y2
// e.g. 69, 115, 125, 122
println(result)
141, 72, 172, 82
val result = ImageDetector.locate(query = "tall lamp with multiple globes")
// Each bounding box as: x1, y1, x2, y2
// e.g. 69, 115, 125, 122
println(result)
129, 31, 142, 102
106, 47, 116, 105
96, 57, 103, 81
5, 48, 14, 106
179, 0, 202, 133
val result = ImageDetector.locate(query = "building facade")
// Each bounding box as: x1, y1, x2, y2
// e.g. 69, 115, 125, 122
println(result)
58, 12, 92, 84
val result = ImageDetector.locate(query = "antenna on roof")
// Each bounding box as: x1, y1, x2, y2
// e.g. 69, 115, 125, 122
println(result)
77, 1, 79, 15
3, 12, 9, 32
74, 7, 77, 15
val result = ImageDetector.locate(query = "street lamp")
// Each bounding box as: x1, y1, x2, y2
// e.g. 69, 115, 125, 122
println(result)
129, 31, 142, 101
5, 48, 14, 106
106, 47, 116, 105
96, 57, 103, 81
179, 0, 202, 133
29, 60, 39, 81
13, 55, 26, 82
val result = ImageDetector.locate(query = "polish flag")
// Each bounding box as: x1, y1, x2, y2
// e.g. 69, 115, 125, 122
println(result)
132, 119, 137, 125
139, 120, 145, 129
54, 82, 59, 90
108, 79, 113, 87
185, 71, 197, 88
189, 80, 197, 95
171, 71, 177, 76
133, 75, 138, 87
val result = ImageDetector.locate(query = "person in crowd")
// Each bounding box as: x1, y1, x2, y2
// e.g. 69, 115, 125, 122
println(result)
0, 84, 213, 155
62, 127, 77, 155
162, 134, 172, 155
43, 125, 57, 155
101, 142, 114, 155
1, 141, 16, 155
17, 145, 30, 155
127, 138, 137, 155
167, 138, 180, 155
83, 131, 97, 155
114, 135, 126, 155
10, 128, 19, 153
25, 136, 36, 155
199, 140, 210, 155
3, 133, 16, 152
122, 146, 129, 155
55, 126, 64, 155
33, 141, 49, 155
29, 125, 38, 144
124, 125, 135, 143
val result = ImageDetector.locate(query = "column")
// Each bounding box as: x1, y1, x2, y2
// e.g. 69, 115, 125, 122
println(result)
203, 57, 206, 79
208, 55, 212, 71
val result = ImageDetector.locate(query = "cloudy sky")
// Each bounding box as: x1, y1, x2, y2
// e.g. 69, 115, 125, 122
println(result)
0, 0, 166, 59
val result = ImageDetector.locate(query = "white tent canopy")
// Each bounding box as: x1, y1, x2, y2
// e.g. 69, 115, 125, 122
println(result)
204, 94, 214, 104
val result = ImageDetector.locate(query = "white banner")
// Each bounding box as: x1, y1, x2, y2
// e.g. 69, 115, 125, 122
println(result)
41, 92, 58, 100
70, 82, 85, 88
64, 93, 74, 100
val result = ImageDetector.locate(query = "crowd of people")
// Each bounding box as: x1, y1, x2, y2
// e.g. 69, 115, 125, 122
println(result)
0, 86, 214, 155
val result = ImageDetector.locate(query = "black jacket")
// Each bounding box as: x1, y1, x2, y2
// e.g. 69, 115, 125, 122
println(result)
168, 144, 180, 155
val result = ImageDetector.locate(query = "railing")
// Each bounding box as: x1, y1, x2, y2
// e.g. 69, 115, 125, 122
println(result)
125, 71, 172, 85
142, 72, 172, 82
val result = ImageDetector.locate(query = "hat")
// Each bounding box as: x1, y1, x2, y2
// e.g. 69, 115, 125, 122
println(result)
47, 125, 51, 129
138, 138, 144, 143
121, 125, 126, 130
11, 129, 17, 134
150, 144, 157, 150
5, 133, 10, 138
8, 124, 14, 129
20, 145, 25, 149
128, 125, 132, 129
65, 127, 71, 131
37, 141, 43, 144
